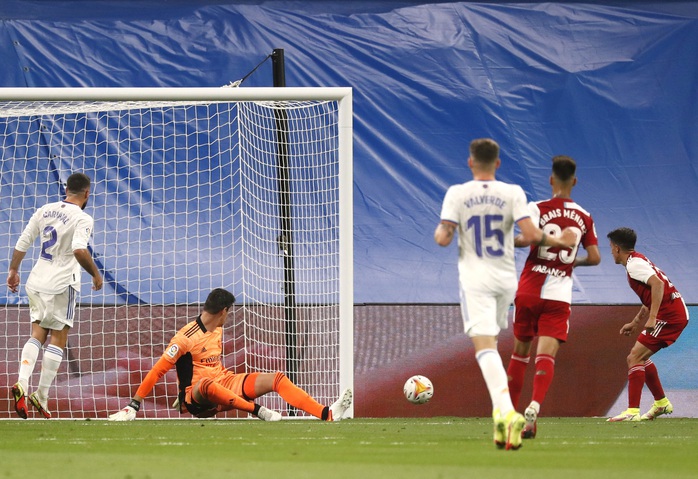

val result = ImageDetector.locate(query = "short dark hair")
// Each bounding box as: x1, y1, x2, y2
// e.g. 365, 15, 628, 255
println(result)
552, 155, 576, 182
66, 173, 91, 194
607, 227, 637, 251
469, 138, 499, 165
204, 288, 236, 314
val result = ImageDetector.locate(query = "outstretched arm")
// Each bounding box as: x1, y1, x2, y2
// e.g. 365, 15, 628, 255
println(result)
108, 357, 173, 421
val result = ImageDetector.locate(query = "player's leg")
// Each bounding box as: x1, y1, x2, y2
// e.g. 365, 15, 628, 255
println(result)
30, 325, 68, 419
507, 339, 530, 409
507, 297, 536, 408
12, 322, 48, 419
639, 316, 686, 420
244, 371, 352, 421
12, 288, 49, 418
607, 341, 654, 422
192, 377, 257, 414
641, 359, 673, 420
30, 287, 76, 418
467, 290, 525, 450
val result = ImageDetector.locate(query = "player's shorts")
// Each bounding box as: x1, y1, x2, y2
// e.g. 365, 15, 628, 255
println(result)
637, 301, 689, 352
513, 294, 571, 342
460, 287, 515, 337
25, 286, 77, 330
184, 371, 255, 417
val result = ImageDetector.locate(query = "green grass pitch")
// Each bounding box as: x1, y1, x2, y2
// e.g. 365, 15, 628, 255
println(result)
1, 417, 697, 479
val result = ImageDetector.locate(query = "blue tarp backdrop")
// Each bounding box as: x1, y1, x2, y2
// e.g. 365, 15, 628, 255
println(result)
1, 1, 697, 304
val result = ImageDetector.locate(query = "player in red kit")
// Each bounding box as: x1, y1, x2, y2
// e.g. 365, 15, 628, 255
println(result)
507, 156, 601, 438
606, 227, 689, 422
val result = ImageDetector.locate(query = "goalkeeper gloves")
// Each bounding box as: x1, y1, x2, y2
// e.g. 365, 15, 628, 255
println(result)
108, 399, 140, 422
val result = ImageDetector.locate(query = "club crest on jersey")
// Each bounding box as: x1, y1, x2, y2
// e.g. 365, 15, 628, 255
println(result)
166, 344, 179, 358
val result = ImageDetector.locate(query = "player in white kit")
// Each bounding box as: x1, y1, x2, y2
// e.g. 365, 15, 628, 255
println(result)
7, 172, 103, 419
435, 138, 575, 450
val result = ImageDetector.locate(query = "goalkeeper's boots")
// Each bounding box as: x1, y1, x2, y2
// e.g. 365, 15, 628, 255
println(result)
641, 398, 673, 421
607, 408, 640, 422
11, 383, 28, 419
522, 405, 538, 439
492, 409, 505, 449
329, 388, 353, 421
29, 392, 52, 419
257, 406, 282, 422
504, 410, 526, 450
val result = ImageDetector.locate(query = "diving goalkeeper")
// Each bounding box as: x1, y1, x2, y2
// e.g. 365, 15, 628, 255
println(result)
109, 288, 352, 421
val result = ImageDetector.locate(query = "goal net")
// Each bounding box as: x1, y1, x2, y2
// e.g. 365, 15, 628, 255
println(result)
0, 87, 353, 419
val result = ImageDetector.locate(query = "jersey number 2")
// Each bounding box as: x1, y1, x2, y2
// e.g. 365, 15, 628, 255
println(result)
40, 225, 58, 261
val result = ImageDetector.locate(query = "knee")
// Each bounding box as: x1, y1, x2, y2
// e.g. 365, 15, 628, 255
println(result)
194, 378, 214, 401
626, 352, 642, 367
272, 372, 286, 391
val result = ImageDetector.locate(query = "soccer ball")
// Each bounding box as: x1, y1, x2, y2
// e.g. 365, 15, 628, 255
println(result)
403, 375, 434, 404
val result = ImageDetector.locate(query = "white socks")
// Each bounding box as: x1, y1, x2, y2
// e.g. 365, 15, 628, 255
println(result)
476, 348, 515, 415
18, 337, 42, 393
36, 344, 64, 403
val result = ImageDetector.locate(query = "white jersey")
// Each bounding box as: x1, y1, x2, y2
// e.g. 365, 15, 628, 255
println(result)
14, 201, 94, 294
440, 180, 530, 294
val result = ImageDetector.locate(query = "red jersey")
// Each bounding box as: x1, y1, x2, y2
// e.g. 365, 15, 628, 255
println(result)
517, 198, 597, 303
625, 252, 687, 324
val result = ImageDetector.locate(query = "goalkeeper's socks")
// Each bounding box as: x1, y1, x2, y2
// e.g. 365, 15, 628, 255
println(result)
18, 337, 42, 392
36, 345, 63, 402
272, 372, 325, 419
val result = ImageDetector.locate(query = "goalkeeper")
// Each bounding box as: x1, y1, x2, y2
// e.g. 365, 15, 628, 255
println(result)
109, 288, 352, 422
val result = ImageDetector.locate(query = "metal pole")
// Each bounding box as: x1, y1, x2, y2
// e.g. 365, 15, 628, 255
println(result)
272, 49, 299, 415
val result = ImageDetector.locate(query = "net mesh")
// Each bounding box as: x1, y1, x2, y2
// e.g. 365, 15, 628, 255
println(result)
0, 97, 343, 418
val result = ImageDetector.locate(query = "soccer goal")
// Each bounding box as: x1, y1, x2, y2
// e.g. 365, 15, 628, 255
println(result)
0, 87, 353, 419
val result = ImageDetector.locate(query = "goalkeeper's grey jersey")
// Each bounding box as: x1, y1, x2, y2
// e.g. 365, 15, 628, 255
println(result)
15, 201, 94, 294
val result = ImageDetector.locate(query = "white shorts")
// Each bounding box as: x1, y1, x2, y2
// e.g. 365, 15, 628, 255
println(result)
460, 287, 515, 337
26, 286, 77, 330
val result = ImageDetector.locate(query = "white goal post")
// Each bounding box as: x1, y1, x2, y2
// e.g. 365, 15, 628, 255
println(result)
0, 87, 353, 419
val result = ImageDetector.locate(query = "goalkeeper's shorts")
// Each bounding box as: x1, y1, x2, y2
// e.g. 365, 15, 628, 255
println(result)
184, 398, 217, 418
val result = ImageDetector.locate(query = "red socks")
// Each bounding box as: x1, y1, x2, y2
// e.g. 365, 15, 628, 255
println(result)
507, 354, 530, 408
531, 354, 555, 405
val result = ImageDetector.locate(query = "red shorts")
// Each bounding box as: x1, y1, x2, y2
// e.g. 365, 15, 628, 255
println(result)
513, 295, 571, 342
637, 319, 688, 352
637, 297, 689, 352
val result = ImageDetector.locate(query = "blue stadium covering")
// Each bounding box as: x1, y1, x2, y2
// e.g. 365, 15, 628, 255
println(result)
1, 1, 697, 304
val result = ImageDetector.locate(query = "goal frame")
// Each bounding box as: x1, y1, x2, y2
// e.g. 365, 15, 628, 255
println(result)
0, 87, 354, 417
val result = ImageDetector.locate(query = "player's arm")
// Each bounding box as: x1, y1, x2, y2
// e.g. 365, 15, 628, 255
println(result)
434, 221, 456, 246
72, 216, 103, 291
8, 211, 41, 292
516, 217, 576, 249
108, 357, 174, 421
620, 305, 648, 336
73, 249, 103, 291
643, 275, 664, 332
6, 249, 27, 293
573, 244, 601, 267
